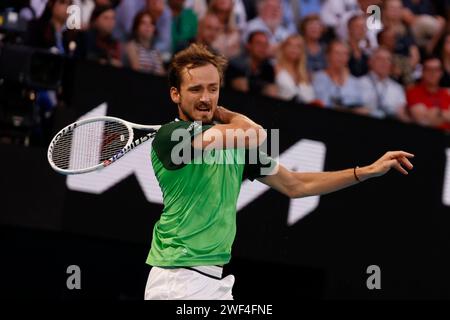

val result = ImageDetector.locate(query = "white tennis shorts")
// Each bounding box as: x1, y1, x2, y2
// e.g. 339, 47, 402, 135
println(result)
144, 266, 235, 300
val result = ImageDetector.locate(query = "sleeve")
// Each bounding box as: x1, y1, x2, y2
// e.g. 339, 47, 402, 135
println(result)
152, 121, 213, 170
242, 149, 278, 181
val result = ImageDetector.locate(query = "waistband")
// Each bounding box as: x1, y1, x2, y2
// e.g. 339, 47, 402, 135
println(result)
183, 265, 223, 280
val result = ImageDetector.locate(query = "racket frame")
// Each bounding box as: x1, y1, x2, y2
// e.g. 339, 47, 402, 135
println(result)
47, 116, 160, 175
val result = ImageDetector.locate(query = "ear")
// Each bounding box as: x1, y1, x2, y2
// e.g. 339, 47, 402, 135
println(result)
170, 87, 180, 104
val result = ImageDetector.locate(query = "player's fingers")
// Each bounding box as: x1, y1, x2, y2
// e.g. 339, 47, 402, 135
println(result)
389, 151, 415, 159
397, 156, 414, 170
393, 161, 409, 175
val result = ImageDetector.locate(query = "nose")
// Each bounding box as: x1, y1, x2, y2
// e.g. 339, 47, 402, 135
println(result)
200, 91, 210, 103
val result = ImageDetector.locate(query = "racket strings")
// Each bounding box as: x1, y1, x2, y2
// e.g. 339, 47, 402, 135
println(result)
51, 120, 130, 170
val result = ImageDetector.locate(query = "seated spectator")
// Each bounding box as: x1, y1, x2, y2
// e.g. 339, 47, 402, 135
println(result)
169, 0, 198, 53
331, 0, 382, 49
312, 40, 364, 112
81, 5, 122, 67
208, 0, 243, 59
407, 57, 450, 131
401, 0, 446, 55
196, 13, 222, 54
146, 0, 172, 61
347, 14, 369, 77
359, 48, 409, 121
382, 0, 421, 85
275, 35, 315, 103
244, 0, 291, 56
226, 30, 278, 97
124, 10, 165, 75
320, 0, 359, 33
300, 14, 327, 72
439, 33, 450, 88
377, 27, 419, 87
189, 0, 247, 33
26, 0, 79, 55
281, 0, 322, 34
112, 0, 146, 41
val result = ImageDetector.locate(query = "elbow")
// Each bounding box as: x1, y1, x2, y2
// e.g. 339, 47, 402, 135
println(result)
242, 123, 267, 148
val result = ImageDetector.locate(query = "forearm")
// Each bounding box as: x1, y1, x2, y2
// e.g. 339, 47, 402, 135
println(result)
215, 106, 263, 130
291, 166, 373, 198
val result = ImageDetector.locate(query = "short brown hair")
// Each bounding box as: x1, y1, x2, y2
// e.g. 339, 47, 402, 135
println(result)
299, 14, 321, 36
168, 43, 228, 90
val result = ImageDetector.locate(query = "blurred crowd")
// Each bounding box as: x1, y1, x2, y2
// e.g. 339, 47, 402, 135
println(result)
2, 0, 450, 133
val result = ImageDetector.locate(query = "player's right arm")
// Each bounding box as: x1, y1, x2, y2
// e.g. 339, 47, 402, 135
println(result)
192, 106, 267, 149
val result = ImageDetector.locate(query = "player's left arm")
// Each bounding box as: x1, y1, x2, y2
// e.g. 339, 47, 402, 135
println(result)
258, 151, 414, 198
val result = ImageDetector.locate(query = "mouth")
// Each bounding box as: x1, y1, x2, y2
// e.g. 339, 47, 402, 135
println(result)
195, 105, 212, 114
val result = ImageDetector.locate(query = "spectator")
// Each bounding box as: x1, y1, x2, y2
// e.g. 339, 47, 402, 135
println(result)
320, 0, 359, 32
330, 0, 382, 49
359, 47, 409, 121
196, 13, 222, 54
281, 0, 322, 33
312, 40, 364, 112
146, 0, 172, 61
407, 57, 450, 131
377, 26, 419, 87
275, 35, 315, 103
26, 0, 79, 55
244, 0, 291, 56
81, 5, 122, 67
347, 14, 369, 77
401, 0, 446, 55
208, 0, 244, 59
382, 0, 421, 74
71, 0, 119, 30
168, 0, 198, 53
112, 0, 145, 41
188, 0, 247, 33
124, 10, 165, 75
226, 30, 278, 97
300, 14, 327, 72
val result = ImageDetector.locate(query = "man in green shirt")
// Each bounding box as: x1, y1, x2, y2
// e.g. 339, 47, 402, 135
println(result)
144, 43, 414, 300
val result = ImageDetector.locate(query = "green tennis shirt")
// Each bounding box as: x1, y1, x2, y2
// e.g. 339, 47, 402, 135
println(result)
146, 120, 275, 267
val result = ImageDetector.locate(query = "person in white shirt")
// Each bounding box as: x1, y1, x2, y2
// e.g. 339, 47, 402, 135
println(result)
244, 0, 291, 56
275, 34, 315, 104
359, 47, 410, 122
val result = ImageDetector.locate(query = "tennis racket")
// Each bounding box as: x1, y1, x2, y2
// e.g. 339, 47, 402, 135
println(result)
48, 116, 160, 175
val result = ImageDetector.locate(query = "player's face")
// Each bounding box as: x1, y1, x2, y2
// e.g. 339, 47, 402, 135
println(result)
171, 63, 220, 124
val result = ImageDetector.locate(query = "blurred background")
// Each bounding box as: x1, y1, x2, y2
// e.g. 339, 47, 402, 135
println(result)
0, 0, 449, 300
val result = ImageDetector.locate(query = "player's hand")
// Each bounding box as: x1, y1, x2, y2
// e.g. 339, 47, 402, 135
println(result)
366, 151, 414, 178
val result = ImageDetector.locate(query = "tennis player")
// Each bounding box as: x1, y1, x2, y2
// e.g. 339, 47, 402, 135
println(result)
144, 44, 414, 300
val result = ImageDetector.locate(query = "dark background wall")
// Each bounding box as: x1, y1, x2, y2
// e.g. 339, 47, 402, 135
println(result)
1, 60, 449, 300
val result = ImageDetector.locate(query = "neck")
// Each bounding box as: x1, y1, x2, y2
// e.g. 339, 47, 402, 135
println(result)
371, 71, 387, 81
216, 10, 229, 24
51, 18, 64, 32
170, 6, 182, 17
250, 57, 262, 71
328, 67, 347, 84
137, 36, 151, 48
424, 82, 439, 93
